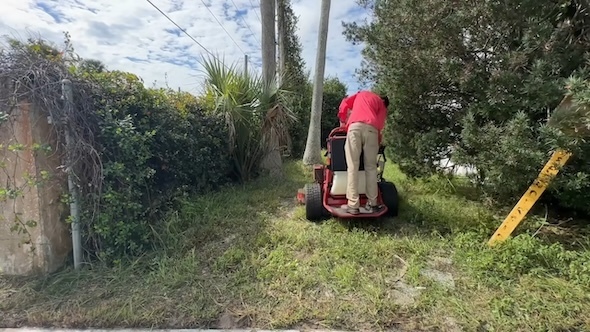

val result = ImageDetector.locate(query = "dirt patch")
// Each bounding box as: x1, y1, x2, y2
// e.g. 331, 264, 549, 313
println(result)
216, 310, 237, 329
420, 268, 455, 289
215, 308, 254, 329
390, 280, 424, 307
428, 255, 454, 272
419, 255, 456, 289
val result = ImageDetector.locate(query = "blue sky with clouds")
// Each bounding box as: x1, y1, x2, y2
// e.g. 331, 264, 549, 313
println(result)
0, 0, 371, 95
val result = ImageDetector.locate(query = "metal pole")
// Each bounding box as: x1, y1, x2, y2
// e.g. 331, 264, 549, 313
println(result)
61, 79, 82, 269
244, 54, 248, 77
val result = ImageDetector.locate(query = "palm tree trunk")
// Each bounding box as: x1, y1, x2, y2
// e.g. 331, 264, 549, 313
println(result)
260, 128, 284, 177
302, 0, 331, 166
260, 0, 283, 177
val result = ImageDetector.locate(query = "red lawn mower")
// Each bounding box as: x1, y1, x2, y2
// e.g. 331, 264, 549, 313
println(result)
297, 126, 399, 221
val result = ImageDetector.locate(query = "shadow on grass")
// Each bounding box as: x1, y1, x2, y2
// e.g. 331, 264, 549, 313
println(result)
341, 180, 497, 240
2, 161, 590, 331
0, 161, 310, 329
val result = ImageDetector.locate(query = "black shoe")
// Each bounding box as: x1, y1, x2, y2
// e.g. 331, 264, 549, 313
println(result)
365, 203, 384, 213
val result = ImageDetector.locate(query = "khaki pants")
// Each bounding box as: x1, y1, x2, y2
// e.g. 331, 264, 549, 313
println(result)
344, 122, 379, 208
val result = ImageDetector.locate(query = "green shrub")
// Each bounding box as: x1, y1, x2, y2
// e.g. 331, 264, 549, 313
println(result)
0, 36, 235, 262
82, 71, 232, 260
344, 0, 590, 215
288, 81, 312, 158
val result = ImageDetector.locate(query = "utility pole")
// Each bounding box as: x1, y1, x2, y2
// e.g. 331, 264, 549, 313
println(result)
276, 0, 286, 86
61, 79, 82, 269
302, 0, 331, 165
260, 0, 276, 86
244, 54, 248, 77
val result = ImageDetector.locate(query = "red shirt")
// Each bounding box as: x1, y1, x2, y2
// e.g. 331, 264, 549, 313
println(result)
338, 91, 388, 141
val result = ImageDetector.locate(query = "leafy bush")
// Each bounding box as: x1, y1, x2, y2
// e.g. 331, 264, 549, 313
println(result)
453, 77, 590, 214
287, 81, 312, 157
344, 0, 590, 215
80, 70, 232, 260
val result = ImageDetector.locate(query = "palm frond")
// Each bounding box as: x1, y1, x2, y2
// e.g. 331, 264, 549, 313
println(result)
200, 54, 296, 180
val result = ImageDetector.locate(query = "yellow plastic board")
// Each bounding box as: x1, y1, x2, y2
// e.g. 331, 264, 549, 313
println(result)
487, 149, 572, 247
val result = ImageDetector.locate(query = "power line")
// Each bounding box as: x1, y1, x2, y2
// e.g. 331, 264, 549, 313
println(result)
146, 0, 229, 69
230, 0, 261, 47
199, 0, 247, 55
249, 0, 262, 23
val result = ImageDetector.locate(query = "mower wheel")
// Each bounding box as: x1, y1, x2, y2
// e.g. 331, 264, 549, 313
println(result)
379, 181, 399, 217
305, 183, 326, 221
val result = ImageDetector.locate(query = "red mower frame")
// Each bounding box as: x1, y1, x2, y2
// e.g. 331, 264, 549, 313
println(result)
297, 126, 399, 221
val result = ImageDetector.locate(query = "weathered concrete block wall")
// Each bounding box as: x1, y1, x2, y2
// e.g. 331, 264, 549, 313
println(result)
0, 101, 71, 275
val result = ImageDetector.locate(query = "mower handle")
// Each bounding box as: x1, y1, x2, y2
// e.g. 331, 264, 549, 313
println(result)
325, 128, 387, 162
328, 126, 348, 138
378, 145, 387, 163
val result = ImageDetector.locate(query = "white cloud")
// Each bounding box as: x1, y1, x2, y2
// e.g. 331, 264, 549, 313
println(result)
0, 0, 369, 95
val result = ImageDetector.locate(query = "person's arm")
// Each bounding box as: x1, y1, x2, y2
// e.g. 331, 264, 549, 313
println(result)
338, 94, 356, 126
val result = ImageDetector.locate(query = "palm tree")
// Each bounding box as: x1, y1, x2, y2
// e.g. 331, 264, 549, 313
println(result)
302, 0, 331, 165
200, 55, 295, 182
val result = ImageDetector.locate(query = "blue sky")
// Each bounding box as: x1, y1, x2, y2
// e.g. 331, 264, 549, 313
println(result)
0, 0, 371, 95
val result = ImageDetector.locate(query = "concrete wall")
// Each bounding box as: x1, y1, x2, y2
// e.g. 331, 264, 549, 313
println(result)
0, 101, 71, 276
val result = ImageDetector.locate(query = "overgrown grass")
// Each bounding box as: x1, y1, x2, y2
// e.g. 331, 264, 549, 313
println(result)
1, 161, 590, 331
